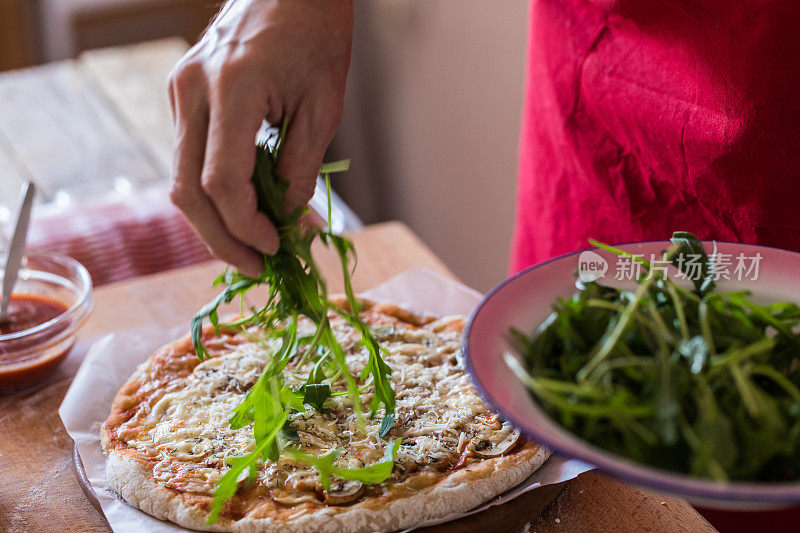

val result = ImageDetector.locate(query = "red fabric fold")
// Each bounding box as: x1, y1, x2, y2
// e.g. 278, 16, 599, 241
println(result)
512, 0, 800, 273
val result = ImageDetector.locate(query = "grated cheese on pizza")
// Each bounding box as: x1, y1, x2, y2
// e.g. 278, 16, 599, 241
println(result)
104, 309, 525, 506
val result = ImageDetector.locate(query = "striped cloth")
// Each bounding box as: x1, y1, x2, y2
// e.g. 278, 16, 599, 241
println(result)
26, 187, 212, 286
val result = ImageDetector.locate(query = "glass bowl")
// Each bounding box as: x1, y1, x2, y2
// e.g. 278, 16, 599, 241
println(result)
0, 251, 92, 392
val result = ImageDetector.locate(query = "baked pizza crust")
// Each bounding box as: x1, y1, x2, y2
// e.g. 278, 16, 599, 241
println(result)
106, 438, 550, 532
102, 299, 552, 532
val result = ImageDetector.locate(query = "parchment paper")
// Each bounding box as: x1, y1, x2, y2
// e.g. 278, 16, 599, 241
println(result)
59, 267, 593, 532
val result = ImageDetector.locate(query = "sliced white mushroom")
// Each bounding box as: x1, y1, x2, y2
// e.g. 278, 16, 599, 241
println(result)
271, 491, 321, 506
323, 480, 365, 505
469, 425, 521, 459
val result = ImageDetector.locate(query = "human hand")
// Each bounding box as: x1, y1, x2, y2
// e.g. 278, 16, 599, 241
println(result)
168, 0, 353, 277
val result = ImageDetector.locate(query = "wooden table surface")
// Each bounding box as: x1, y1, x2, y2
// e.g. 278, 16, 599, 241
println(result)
0, 38, 186, 210
0, 222, 715, 532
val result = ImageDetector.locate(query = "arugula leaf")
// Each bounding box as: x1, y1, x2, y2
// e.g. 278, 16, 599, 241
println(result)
191, 119, 398, 523
281, 420, 300, 442
282, 439, 401, 492
379, 412, 396, 439
320, 159, 351, 174
669, 231, 715, 294
191, 275, 260, 361
280, 385, 306, 413
297, 353, 333, 411
207, 411, 287, 523
511, 231, 800, 482
324, 178, 395, 427
301, 384, 332, 412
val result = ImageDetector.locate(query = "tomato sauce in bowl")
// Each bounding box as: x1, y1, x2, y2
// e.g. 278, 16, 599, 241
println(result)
0, 295, 69, 335
0, 252, 92, 392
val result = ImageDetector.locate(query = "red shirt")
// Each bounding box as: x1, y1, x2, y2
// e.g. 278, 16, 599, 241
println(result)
512, 0, 800, 272
512, 2, 800, 528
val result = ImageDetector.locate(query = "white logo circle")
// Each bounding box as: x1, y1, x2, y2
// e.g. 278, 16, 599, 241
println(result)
577, 251, 608, 282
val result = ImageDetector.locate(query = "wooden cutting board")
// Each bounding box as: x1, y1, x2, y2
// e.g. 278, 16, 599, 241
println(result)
2, 222, 714, 532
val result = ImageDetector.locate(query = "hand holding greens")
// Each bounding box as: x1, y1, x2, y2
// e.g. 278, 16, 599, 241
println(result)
507, 232, 800, 482
191, 122, 397, 523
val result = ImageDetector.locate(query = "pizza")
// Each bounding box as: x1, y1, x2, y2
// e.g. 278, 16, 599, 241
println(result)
101, 299, 551, 532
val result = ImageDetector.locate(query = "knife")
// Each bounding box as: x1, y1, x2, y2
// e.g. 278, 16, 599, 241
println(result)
0, 181, 36, 324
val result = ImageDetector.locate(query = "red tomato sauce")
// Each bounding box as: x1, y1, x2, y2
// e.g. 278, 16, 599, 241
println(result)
0, 295, 68, 336
0, 294, 72, 391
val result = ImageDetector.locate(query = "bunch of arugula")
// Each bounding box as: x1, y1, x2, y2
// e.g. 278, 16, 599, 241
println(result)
190, 122, 397, 523
507, 232, 800, 481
